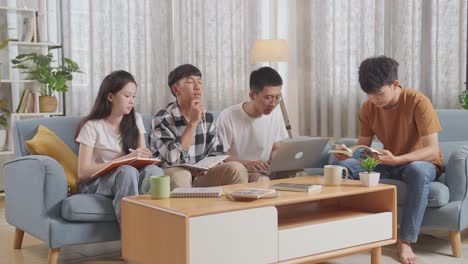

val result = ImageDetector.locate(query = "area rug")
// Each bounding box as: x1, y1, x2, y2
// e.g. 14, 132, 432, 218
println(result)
324, 234, 468, 264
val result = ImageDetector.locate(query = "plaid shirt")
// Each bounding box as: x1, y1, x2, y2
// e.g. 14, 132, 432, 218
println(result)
151, 102, 224, 167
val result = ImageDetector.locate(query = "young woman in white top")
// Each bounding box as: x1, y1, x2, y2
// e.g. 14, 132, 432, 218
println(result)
75, 70, 163, 222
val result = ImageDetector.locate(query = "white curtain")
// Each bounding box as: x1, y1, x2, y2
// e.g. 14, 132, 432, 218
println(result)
171, 0, 261, 111
61, 0, 466, 138
62, 0, 261, 116
294, 0, 467, 138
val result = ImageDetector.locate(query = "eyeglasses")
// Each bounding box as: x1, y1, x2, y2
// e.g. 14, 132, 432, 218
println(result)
262, 95, 282, 104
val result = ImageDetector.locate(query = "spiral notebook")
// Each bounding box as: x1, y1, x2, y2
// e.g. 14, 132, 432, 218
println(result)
170, 187, 223, 198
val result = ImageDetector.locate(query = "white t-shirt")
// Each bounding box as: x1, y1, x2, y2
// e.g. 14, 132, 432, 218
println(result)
216, 103, 287, 161
76, 112, 146, 163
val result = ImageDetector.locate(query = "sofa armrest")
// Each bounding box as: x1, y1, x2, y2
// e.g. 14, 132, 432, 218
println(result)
3, 155, 68, 241
445, 145, 468, 202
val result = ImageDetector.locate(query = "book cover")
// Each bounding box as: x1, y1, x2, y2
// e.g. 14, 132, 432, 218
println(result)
172, 155, 229, 171
22, 91, 32, 113
21, 16, 34, 42
269, 183, 322, 192
226, 188, 278, 201
15, 89, 28, 113
170, 187, 223, 198
328, 144, 382, 157
90, 157, 162, 178
28, 92, 35, 113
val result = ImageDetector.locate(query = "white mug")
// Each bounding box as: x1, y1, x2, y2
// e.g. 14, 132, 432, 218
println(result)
323, 165, 349, 186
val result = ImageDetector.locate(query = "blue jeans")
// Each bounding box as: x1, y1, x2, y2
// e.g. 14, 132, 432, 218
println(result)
334, 158, 437, 243
80, 164, 164, 222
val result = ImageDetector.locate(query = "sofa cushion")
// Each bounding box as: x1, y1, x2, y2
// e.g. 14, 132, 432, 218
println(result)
380, 179, 450, 207
25, 125, 79, 195
62, 194, 116, 222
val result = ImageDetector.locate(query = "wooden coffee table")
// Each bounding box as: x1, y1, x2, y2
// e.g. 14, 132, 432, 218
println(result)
121, 176, 396, 264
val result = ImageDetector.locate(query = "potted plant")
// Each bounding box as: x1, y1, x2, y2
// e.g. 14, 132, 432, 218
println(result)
11, 53, 81, 113
459, 90, 468, 109
359, 157, 381, 187
0, 99, 10, 150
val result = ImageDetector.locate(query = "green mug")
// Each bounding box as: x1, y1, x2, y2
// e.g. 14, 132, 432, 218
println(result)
141, 175, 170, 199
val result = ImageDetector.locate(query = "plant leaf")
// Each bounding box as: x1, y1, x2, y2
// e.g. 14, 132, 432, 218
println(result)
10, 53, 81, 95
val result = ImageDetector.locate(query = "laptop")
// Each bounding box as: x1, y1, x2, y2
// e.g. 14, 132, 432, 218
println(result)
266, 137, 330, 176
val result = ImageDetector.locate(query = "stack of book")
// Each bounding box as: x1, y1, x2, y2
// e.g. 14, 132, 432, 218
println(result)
16, 89, 35, 113
170, 187, 223, 198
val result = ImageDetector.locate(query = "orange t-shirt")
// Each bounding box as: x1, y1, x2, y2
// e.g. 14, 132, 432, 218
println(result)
359, 87, 442, 173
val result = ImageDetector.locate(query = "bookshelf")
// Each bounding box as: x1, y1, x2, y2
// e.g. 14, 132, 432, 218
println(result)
0, 3, 63, 191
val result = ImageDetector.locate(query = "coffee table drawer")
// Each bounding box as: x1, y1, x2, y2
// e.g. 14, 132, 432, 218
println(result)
190, 206, 278, 264
278, 211, 392, 261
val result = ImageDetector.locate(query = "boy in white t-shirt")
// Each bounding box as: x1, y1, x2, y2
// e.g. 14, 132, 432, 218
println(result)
216, 67, 287, 182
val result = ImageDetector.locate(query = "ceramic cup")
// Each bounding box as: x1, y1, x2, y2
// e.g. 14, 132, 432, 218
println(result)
141, 175, 170, 199
323, 165, 349, 186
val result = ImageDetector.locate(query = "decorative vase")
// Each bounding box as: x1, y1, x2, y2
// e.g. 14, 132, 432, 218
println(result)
359, 172, 380, 187
39, 95, 58, 113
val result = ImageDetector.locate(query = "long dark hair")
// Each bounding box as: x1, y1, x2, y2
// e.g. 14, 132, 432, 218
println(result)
75, 70, 139, 154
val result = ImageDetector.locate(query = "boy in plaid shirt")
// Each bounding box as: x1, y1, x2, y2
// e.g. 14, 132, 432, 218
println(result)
151, 64, 248, 189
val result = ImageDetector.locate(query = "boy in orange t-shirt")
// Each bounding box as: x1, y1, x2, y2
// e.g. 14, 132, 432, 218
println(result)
334, 56, 442, 264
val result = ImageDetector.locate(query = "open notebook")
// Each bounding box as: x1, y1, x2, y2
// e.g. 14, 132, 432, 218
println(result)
171, 155, 229, 171
91, 157, 161, 178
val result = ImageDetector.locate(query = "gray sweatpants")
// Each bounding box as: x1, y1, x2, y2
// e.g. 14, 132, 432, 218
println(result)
79, 164, 164, 222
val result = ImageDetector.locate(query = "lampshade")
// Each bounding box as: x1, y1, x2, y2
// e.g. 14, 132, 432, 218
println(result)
250, 39, 289, 64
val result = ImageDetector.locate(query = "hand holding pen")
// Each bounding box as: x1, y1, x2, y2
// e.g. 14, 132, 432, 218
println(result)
129, 147, 152, 158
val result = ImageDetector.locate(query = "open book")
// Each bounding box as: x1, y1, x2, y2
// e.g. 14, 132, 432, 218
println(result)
91, 157, 162, 178
328, 144, 382, 157
171, 155, 229, 171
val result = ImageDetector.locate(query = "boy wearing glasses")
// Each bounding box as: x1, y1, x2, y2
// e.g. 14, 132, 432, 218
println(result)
333, 56, 442, 264
151, 64, 248, 189
216, 67, 287, 182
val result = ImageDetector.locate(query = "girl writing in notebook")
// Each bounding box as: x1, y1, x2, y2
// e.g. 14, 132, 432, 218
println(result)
74, 70, 163, 222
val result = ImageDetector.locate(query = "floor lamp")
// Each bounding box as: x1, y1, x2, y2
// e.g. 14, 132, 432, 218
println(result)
250, 39, 293, 139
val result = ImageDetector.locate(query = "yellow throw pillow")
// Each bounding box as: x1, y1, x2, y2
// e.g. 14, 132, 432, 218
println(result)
25, 125, 79, 195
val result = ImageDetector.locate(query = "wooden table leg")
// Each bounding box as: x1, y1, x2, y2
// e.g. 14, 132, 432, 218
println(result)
13, 228, 24, 249
371, 247, 381, 264
449, 230, 462, 258
48, 248, 60, 264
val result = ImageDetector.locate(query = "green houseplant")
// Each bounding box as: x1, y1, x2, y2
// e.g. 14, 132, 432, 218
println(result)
11, 53, 80, 112
459, 90, 468, 109
359, 157, 381, 187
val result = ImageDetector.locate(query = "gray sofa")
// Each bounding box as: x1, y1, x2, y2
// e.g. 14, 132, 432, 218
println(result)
313, 109, 468, 258
3, 114, 156, 264
4, 109, 468, 262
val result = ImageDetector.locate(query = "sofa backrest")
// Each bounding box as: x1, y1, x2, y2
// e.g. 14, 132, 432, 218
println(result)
14, 116, 83, 157
13, 114, 155, 158
13, 113, 217, 158
142, 114, 153, 148
15, 109, 463, 159
436, 109, 468, 142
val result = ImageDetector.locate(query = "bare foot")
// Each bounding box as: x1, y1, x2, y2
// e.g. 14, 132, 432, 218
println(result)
398, 240, 417, 264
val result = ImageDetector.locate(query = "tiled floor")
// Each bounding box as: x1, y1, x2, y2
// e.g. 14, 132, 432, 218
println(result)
1, 193, 467, 264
